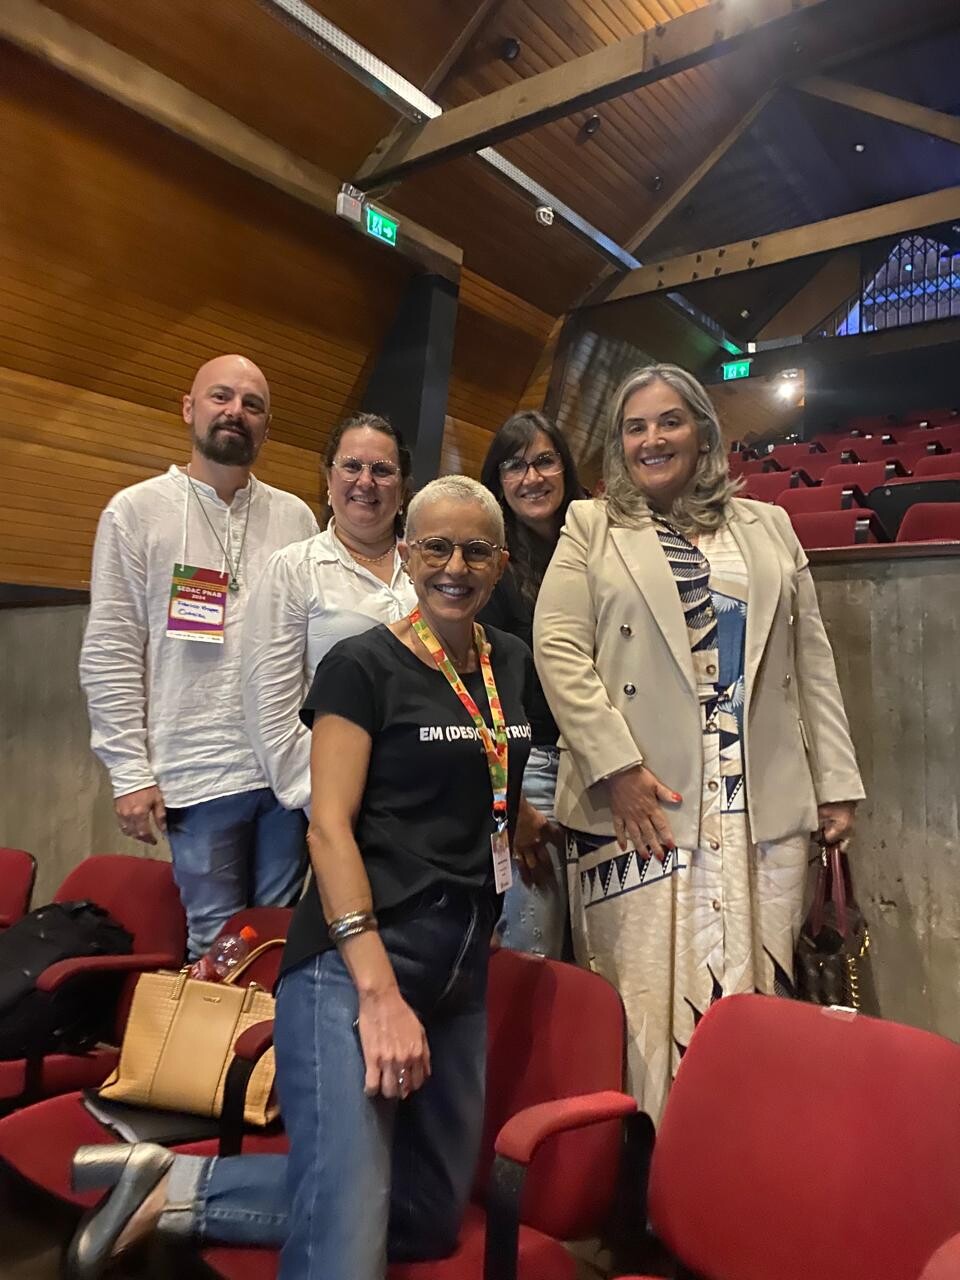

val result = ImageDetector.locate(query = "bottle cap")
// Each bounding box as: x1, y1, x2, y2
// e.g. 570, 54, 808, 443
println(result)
239, 926, 258, 942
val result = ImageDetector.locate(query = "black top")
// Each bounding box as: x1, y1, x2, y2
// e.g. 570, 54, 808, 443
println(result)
281, 623, 534, 976
478, 570, 558, 748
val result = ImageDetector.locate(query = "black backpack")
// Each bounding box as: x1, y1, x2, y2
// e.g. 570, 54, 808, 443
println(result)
0, 900, 133, 1060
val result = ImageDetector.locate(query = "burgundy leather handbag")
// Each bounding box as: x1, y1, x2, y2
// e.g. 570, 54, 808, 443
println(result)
795, 843, 871, 1011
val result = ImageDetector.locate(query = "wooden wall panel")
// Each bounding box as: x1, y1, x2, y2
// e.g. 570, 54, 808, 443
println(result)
0, 51, 412, 449
0, 368, 323, 589
445, 268, 555, 477
0, 50, 413, 588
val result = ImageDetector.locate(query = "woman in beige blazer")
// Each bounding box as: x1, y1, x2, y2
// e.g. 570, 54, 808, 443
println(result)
534, 364, 864, 1121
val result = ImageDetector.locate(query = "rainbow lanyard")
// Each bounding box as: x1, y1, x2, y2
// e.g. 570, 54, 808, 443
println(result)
409, 607, 509, 830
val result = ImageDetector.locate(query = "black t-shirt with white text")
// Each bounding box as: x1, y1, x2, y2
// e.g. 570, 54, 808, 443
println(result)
281, 623, 533, 975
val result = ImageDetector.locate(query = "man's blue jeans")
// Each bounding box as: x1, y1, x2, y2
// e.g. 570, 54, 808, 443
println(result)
161, 885, 495, 1280
165, 787, 307, 958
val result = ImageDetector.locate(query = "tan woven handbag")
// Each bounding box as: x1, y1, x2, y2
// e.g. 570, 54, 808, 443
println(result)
97, 939, 282, 1126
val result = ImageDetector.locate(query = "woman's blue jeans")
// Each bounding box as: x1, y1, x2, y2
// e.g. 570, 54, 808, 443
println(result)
161, 885, 495, 1280
497, 747, 568, 958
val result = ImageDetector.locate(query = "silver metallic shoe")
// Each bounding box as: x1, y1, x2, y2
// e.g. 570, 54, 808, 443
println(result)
65, 1142, 174, 1279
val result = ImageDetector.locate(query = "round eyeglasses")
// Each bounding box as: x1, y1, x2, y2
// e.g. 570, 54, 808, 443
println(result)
330, 457, 400, 483
499, 450, 563, 482
407, 537, 502, 568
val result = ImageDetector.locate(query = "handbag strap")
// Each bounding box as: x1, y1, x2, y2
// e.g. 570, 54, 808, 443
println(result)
221, 937, 286, 987
809, 844, 830, 937
829, 844, 850, 941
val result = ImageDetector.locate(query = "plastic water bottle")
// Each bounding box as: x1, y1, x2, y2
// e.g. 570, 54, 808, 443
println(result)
188, 925, 258, 982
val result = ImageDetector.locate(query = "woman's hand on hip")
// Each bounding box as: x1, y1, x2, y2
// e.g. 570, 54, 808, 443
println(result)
357, 985, 431, 1101
818, 800, 857, 851
608, 765, 681, 863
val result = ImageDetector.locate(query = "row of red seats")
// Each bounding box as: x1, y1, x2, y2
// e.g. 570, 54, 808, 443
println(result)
731, 428, 960, 481
3, 856, 960, 1278
739, 455, 960, 502
729, 416, 960, 547
0, 854, 639, 1279
783, 504, 960, 549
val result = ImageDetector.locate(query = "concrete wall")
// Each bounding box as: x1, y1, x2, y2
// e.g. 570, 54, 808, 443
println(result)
2, 553, 959, 1040
0, 604, 168, 904
811, 551, 960, 1039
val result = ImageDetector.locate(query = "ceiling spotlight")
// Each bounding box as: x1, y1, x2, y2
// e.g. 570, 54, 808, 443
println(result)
905, 263, 914, 272
501, 36, 521, 62
777, 382, 799, 403
854, 143, 866, 153
582, 113, 602, 137
651, 174, 664, 192
740, 308, 751, 319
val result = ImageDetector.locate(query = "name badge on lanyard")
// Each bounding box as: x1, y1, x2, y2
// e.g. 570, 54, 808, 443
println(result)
409, 608, 512, 892
166, 564, 229, 644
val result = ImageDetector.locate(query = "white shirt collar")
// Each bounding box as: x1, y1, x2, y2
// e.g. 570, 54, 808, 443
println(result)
167, 464, 255, 508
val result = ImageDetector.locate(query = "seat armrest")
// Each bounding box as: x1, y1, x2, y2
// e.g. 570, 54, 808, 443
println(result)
495, 1090, 637, 1165
218, 1020, 276, 1158
232, 1020, 275, 1063
36, 953, 181, 993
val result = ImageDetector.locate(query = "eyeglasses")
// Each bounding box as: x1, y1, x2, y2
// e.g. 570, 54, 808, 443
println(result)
330, 457, 400, 483
407, 537, 503, 568
499, 450, 563, 482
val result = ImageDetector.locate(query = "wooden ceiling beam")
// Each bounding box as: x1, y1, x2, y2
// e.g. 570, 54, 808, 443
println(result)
357, 0, 508, 197
796, 76, 960, 147
595, 185, 960, 306
0, 0, 462, 278
578, 89, 778, 307
354, 0, 834, 190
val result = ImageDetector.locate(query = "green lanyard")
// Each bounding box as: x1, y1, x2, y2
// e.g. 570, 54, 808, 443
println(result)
409, 607, 509, 829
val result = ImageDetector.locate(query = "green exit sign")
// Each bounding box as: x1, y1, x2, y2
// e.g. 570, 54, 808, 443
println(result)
364, 205, 399, 247
722, 358, 753, 382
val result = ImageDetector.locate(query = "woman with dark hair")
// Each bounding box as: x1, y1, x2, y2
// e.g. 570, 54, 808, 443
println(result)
479, 410, 582, 957
242, 412, 417, 814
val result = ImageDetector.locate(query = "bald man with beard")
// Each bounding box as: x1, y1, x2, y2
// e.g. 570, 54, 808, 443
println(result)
80, 355, 318, 957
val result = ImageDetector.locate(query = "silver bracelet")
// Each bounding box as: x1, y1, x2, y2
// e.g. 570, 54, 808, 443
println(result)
328, 911, 378, 944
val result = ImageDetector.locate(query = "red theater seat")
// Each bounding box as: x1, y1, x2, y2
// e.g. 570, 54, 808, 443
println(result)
0, 847, 36, 928
920, 1235, 960, 1280
638, 996, 960, 1280
201, 951, 640, 1280
897, 504, 960, 543
789, 509, 882, 548
823, 460, 906, 489
739, 472, 797, 503
915, 424, 960, 452
913, 453, 960, 479
776, 483, 867, 514
0, 855, 186, 1108
738, 457, 784, 476
768, 442, 825, 466
0, 907, 292, 1204
902, 408, 959, 426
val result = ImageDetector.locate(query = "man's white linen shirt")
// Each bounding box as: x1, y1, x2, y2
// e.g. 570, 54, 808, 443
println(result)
79, 465, 319, 808
242, 525, 416, 813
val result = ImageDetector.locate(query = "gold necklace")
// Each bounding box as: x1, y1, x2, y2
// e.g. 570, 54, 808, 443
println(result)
336, 530, 396, 565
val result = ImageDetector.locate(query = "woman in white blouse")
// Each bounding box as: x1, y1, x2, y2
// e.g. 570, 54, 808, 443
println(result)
242, 413, 416, 812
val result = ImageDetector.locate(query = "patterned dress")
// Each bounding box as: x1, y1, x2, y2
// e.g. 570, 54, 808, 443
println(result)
566, 522, 808, 1123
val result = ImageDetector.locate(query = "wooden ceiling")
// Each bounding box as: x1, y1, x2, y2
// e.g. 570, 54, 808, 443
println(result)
16, 0, 960, 322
